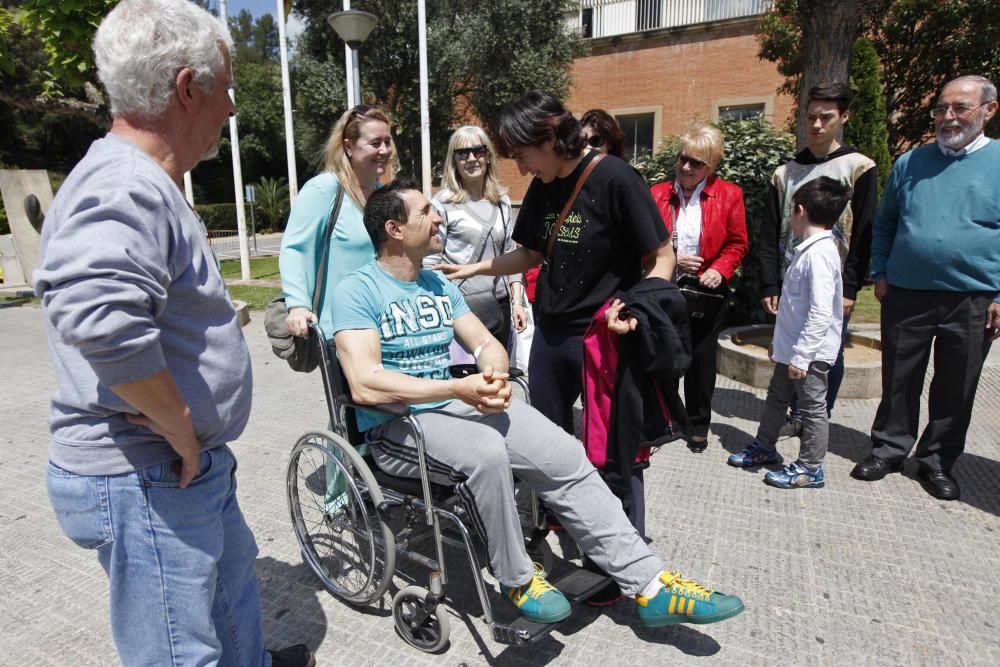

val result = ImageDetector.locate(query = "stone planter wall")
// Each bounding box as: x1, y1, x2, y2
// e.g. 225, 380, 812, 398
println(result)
716, 325, 882, 399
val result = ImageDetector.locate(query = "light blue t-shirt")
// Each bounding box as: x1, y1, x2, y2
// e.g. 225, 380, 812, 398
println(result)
332, 260, 471, 430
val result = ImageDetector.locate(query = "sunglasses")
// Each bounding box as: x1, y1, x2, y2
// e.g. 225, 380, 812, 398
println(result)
351, 104, 373, 118
586, 134, 605, 148
454, 145, 488, 160
677, 154, 708, 170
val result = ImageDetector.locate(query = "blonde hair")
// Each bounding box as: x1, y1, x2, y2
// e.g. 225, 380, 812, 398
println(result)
323, 105, 395, 208
678, 122, 725, 171
439, 125, 507, 204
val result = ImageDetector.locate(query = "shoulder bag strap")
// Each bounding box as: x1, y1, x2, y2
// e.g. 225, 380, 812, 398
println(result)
453, 201, 501, 292
546, 152, 605, 260
311, 184, 346, 315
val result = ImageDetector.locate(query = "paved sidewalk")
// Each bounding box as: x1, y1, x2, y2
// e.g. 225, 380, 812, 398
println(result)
1, 304, 997, 665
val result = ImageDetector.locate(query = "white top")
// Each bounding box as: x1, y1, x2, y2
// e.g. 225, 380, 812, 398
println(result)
674, 178, 706, 261
938, 133, 990, 157
772, 230, 844, 370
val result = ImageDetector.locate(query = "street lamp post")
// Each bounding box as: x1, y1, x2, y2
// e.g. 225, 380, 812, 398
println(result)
327, 10, 378, 107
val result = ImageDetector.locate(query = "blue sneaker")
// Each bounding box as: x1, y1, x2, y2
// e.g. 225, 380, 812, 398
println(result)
727, 441, 781, 468
636, 571, 745, 627
764, 461, 825, 488
500, 564, 571, 623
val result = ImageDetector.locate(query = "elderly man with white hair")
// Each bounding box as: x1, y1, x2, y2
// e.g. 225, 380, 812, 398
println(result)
33, 1, 313, 664
851, 75, 1000, 501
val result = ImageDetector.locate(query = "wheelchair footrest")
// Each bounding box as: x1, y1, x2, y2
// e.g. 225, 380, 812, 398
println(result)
550, 565, 614, 603
493, 617, 555, 645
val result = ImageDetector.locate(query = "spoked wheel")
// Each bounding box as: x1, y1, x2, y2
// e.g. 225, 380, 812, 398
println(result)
392, 585, 451, 653
287, 430, 395, 605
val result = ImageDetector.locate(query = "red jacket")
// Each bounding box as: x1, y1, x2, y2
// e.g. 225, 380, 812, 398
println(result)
650, 176, 748, 281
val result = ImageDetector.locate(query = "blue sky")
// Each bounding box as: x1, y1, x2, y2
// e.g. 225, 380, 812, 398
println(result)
216, 0, 306, 39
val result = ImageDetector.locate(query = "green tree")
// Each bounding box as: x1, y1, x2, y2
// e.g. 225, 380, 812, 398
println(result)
253, 176, 291, 231
844, 38, 892, 193
290, 0, 586, 182
759, 0, 1000, 155
635, 119, 795, 325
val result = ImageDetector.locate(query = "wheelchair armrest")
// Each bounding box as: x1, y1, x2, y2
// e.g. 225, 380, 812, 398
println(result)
449, 364, 525, 379
336, 394, 411, 417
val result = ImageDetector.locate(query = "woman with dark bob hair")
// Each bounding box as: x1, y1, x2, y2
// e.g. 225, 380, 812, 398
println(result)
580, 108, 626, 159
441, 90, 675, 434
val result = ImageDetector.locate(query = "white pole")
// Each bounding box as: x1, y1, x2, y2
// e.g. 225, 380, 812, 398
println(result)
276, 0, 298, 205
343, 0, 355, 107
417, 0, 431, 197
219, 0, 251, 280
183, 172, 195, 207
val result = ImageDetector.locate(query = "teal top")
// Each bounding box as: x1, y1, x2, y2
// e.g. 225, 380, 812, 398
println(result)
279, 171, 376, 337
871, 140, 1000, 303
331, 260, 470, 431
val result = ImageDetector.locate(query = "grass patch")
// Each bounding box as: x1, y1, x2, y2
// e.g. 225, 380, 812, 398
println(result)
851, 285, 880, 324
220, 256, 280, 281
228, 285, 281, 310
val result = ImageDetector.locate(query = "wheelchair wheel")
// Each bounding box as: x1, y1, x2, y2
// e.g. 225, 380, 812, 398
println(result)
287, 430, 396, 605
392, 585, 450, 653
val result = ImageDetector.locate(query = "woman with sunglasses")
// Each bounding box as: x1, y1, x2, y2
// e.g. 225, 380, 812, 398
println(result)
424, 126, 526, 351
580, 109, 626, 160
280, 105, 394, 339
650, 122, 748, 453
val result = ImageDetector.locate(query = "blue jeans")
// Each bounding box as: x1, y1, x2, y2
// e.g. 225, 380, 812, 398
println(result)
47, 446, 270, 666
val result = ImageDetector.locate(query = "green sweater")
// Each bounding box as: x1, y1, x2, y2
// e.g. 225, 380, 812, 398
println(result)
871, 140, 1000, 303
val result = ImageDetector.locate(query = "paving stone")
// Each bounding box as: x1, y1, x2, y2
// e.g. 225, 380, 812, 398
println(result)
2, 304, 998, 665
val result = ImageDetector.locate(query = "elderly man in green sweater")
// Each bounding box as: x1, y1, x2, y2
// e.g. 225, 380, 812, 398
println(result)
851, 75, 1000, 501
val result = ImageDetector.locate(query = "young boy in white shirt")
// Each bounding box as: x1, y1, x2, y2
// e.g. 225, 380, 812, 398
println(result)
728, 176, 851, 488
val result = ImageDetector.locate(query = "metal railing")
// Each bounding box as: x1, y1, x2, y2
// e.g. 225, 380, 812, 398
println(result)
575, 0, 771, 39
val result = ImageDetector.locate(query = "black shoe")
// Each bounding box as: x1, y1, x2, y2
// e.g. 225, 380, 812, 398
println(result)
850, 454, 902, 481
917, 469, 960, 501
269, 644, 316, 667
687, 436, 708, 453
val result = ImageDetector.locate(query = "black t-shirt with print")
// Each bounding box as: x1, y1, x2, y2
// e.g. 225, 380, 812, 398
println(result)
513, 151, 668, 334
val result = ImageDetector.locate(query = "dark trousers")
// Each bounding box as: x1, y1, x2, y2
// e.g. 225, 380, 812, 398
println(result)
529, 318, 646, 536
681, 303, 727, 437
870, 287, 994, 473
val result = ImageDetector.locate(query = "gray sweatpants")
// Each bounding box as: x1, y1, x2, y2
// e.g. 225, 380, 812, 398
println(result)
366, 399, 663, 595
756, 361, 831, 468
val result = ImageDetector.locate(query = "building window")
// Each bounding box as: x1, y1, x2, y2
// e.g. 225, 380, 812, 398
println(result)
615, 113, 656, 163
717, 103, 766, 121
581, 7, 593, 38
635, 0, 661, 31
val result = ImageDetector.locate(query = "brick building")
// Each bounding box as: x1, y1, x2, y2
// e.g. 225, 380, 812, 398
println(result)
498, 0, 793, 199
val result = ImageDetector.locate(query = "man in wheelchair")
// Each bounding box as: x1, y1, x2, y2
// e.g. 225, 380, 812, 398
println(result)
330, 178, 745, 628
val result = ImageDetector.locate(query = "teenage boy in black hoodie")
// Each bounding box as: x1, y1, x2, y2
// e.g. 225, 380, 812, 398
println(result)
758, 82, 879, 433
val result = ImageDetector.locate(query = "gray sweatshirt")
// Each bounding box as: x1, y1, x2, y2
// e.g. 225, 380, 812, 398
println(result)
34, 134, 252, 475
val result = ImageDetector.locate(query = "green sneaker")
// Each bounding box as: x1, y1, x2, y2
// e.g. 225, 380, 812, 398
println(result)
500, 564, 571, 624
635, 571, 745, 627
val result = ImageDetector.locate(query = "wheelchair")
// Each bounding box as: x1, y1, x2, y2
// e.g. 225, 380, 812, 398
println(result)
285, 323, 611, 653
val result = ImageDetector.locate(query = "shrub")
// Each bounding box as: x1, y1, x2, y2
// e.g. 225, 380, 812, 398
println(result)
635, 117, 795, 325
194, 203, 237, 230
253, 176, 290, 231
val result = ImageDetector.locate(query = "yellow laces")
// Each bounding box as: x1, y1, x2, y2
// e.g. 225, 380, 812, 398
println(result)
664, 571, 711, 601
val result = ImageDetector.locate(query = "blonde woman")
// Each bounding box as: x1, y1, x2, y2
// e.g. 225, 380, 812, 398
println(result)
281, 105, 395, 340
650, 122, 748, 452
425, 125, 526, 350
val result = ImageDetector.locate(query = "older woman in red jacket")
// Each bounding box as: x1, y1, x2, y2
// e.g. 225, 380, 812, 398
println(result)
650, 122, 748, 452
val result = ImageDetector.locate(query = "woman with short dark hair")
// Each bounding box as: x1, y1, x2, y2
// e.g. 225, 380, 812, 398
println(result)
580, 109, 626, 159
440, 90, 675, 434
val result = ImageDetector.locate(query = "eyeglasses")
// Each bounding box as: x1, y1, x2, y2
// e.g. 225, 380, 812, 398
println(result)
454, 145, 488, 160
677, 154, 708, 170
929, 102, 987, 119
586, 134, 605, 148
350, 104, 373, 119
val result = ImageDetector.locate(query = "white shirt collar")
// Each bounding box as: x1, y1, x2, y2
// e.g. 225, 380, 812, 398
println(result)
794, 229, 835, 255
938, 133, 990, 157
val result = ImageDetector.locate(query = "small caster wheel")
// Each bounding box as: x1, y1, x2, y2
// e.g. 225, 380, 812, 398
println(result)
392, 585, 450, 653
